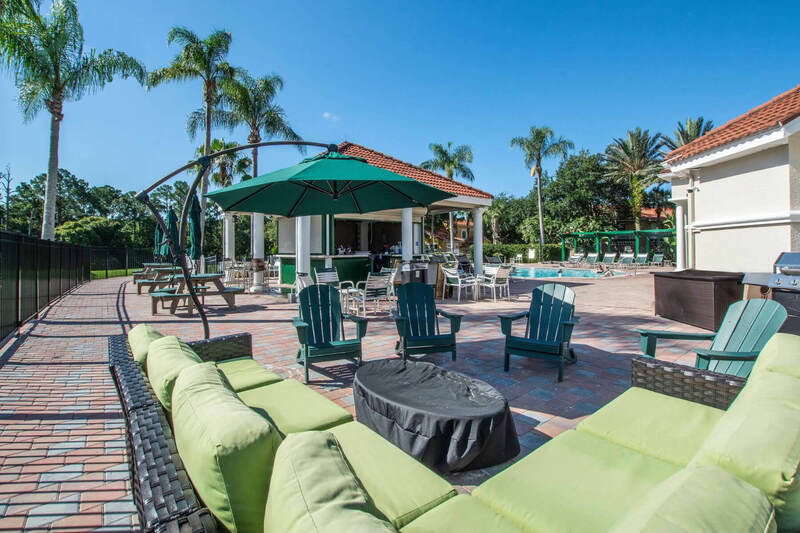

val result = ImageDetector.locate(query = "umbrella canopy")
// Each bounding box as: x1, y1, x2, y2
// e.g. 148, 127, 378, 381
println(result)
205, 151, 454, 216
160, 208, 180, 260
153, 220, 164, 258
188, 195, 202, 260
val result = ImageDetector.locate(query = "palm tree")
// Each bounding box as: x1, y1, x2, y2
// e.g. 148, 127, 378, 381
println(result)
420, 142, 474, 252
0, 0, 145, 240
148, 27, 234, 248
189, 70, 302, 180
662, 116, 714, 151
198, 139, 251, 188
510, 127, 573, 261
604, 128, 665, 231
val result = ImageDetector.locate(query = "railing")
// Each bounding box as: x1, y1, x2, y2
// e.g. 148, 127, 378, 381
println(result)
0, 231, 157, 343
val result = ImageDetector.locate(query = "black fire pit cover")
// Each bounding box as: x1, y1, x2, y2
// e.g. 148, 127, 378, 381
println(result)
353, 359, 519, 473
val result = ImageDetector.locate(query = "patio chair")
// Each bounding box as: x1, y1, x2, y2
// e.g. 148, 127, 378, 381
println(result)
650, 253, 665, 266
635, 253, 648, 265
349, 272, 391, 316
294, 285, 368, 383
314, 266, 356, 309
479, 265, 512, 301
380, 267, 399, 298
485, 256, 502, 264
600, 252, 618, 265
441, 266, 477, 302
296, 272, 314, 293
636, 299, 787, 378
498, 283, 578, 382
392, 283, 463, 361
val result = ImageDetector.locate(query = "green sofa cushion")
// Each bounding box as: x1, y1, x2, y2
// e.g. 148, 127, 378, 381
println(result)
400, 495, 525, 533
146, 336, 202, 411
473, 430, 679, 532
127, 324, 164, 369
263, 431, 396, 533
238, 379, 352, 435
577, 386, 725, 466
750, 333, 800, 381
611, 465, 776, 533
172, 362, 282, 533
692, 370, 800, 531
215, 357, 282, 392
328, 422, 456, 529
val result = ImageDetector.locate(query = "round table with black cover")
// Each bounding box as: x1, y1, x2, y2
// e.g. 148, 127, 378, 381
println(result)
353, 359, 519, 473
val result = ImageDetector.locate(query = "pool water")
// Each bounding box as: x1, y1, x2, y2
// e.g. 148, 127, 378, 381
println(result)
511, 267, 618, 279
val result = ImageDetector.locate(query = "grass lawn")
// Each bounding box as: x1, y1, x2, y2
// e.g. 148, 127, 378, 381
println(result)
90, 268, 140, 280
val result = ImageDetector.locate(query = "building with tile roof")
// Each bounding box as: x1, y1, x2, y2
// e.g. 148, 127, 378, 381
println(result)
662, 84, 800, 272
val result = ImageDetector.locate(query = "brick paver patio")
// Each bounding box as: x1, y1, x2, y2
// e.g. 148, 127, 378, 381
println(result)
0, 270, 706, 531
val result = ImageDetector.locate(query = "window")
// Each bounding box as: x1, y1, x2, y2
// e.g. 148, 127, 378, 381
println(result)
460, 230, 468, 239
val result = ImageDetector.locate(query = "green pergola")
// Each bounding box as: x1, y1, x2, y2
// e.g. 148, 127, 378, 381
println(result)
560, 229, 676, 260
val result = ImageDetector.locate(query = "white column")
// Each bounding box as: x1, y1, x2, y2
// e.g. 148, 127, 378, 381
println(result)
359, 221, 369, 251
251, 213, 265, 292
674, 201, 686, 271
472, 207, 485, 276
448, 211, 454, 252
296, 215, 311, 275
223, 212, 235, 281
401, 208, 413, 262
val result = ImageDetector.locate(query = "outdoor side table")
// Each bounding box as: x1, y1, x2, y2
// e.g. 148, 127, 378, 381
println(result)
353, 359, 519, 473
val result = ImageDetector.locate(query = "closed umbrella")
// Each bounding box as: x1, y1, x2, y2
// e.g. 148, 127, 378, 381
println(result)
160, 208, 180, 260
153, 221, 164, 259
205, 151, 454, 216
188, 194, 202, 260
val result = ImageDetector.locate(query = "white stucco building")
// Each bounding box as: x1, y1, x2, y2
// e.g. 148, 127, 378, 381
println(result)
663, 84, 800, 272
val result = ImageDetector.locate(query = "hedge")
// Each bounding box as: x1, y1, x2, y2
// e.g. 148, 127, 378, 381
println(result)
468, 243, 562, 262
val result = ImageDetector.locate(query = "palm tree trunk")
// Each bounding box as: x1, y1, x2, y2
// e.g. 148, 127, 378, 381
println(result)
41, 110, 61, 240
535, 166, 544, 262
492, 215, 499, 244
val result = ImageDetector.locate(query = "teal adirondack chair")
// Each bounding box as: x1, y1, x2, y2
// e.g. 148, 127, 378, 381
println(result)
499, 283, 578, 382
293, 285, 368, 383
636, 299, 787, 378
393, 283, 463, 361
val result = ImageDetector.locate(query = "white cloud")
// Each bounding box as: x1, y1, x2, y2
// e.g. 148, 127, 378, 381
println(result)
322, 111, 340, 122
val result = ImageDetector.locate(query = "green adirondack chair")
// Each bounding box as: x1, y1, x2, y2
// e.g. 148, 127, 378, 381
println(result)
636, 299, 787, 378
392, 283, 463, 361
293, 285, 368, 383
499, 283, 578, 382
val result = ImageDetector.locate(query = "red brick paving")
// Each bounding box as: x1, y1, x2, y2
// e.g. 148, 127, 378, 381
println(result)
0, 269, 706, 529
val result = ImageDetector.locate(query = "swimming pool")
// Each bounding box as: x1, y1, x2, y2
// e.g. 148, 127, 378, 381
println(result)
511, 267, 620, 279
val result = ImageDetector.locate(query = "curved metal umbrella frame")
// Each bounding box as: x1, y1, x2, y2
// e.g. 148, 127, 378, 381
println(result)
136, 140, 337, 339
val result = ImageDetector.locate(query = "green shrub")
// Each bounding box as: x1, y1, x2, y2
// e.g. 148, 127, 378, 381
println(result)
468, 243, 563, 262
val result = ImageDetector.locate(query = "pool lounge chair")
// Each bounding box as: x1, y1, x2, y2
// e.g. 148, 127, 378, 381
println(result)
600, 252, 618, 265
635, 253, 648, 265
618, 253, 634, 268
650, 253, 665, 266
583, 252, 599, 265
567, 252, 585, 264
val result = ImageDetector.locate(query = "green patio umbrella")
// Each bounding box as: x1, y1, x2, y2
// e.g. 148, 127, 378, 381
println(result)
160, 208, 180, 260
187, 194, 202, 260
153, 220, 164, 258
205, 151, 454, 216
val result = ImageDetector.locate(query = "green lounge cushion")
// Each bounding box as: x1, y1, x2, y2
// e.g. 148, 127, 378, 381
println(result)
473, 430, 679, 532
750, 333, 800, 381
328, 421, 456, 529
263, 431, 396, 533
611, 465, 776, 533
238, 379, 352, 434
146, 336, 202, 412
692, 370, 800, 530
400, 495, 525, 533
127, 324, 164, 369
215, 357, 282, 392
172, 363, 282, 533
577, 386, 725, 466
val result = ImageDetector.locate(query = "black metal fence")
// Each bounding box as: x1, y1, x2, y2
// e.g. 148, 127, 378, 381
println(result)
0, 231, 157, 342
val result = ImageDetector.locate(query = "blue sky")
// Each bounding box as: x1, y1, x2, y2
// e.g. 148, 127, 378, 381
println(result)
1, 1, 799, 197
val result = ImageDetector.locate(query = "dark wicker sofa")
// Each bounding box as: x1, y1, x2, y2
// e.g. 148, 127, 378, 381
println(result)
109, 333, 254, 533
109, 331, 746, 532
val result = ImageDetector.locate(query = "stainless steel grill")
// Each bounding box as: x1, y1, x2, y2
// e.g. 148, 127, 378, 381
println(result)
743, 252, 800, 334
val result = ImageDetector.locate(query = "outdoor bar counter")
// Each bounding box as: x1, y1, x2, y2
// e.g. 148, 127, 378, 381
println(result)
277, 253, 371, 285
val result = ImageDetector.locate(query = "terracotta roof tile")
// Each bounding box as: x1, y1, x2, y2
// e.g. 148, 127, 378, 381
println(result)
666, 84, 800, 163
335, 142, 493, 200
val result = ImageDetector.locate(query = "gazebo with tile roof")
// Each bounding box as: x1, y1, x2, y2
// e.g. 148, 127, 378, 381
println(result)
263, 142, 493, 286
